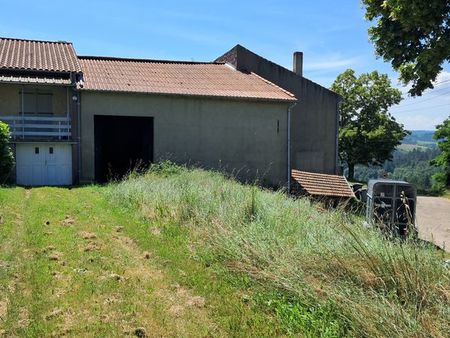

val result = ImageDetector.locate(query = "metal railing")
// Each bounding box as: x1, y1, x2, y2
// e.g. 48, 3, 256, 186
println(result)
0, 115, 72, 140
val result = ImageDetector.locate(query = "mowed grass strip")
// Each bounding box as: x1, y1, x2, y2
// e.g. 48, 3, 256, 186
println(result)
0, 188, 30, 335
0, 186, 281, 337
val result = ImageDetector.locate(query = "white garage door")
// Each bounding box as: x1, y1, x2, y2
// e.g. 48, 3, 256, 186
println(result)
16, 144, 72, 186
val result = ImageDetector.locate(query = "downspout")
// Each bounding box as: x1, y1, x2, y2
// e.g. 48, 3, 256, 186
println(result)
73, 71, 83, 184
66, 87, 69, 118
77, 91, 81, 183
335, 97, 342, 174
21, 86, 24, 139
287, 102, 297, 193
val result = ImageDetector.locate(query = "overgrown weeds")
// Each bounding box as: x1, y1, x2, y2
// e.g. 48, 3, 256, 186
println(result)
109, 163, 450, 337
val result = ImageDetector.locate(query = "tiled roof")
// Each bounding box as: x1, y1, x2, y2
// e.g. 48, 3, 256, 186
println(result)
291, 170, 355, 198
78, 57, 296, 102
0, 37, 81, 73
0, 74, 71, 85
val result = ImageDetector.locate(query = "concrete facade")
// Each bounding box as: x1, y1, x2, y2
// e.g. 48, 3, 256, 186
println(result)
216, 45, 340, 175
80, 91, 291, 187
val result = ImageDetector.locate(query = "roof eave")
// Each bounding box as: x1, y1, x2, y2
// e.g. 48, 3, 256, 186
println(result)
78, 88, 297, 103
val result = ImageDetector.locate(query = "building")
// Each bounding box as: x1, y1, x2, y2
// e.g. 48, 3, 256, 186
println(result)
0, 37, 339, 187
216, 45, 340, 175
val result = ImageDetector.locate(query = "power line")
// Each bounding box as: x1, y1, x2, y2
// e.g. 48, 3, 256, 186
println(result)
397, 87, 450, 108
391, 102, 450, 113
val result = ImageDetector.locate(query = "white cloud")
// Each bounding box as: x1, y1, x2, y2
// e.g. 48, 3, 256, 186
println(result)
305, 56, 361, 71
388, 70, 450, 129
391, 112, 447, 130
434, 71, 450, 85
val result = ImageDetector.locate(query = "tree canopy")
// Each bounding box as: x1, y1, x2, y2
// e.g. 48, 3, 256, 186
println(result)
363, 0, 450, 96
431, 116, 450, 188
331, 69, 408, 180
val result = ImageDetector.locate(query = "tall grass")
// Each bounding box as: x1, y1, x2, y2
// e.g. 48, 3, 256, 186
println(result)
109, 163, 450, 337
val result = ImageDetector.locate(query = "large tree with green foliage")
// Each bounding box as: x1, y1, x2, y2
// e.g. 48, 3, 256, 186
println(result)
331, 69, 408, 180
363, 0, 450, 96
0, 121, 14, 184
431, 116, 450, 188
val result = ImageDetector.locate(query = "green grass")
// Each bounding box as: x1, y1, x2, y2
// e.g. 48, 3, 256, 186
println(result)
108, 163, 450, 337
443, 189, 450, 200
1, 164, 449, 337
0, 186, 283, 336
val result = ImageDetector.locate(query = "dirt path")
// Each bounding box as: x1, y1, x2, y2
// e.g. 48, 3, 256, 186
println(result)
0, 187, 221, 337
416, 196, 450, 251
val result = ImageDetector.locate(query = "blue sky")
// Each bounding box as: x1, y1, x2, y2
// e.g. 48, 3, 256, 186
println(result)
1, 0, 449, 130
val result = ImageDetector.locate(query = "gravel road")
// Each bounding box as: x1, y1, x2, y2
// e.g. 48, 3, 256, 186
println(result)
416, 196, 450, 252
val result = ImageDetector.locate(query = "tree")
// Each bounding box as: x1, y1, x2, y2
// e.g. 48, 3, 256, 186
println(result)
363, 0, 450, 96
331, 69, 408, 180
431, 116, 450, 188
0, 121, 14, 184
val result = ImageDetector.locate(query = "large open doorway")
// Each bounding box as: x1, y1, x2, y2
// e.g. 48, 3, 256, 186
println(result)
94, 115, 154, 182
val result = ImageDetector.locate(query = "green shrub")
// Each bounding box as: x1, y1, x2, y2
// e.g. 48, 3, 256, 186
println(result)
0, 121, 14, 184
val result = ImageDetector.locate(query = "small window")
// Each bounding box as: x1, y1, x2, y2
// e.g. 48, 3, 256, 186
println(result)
35, 147, 39, 154
49, 147, 54, 154
37, 94, 53, 114
20, 92, 53, 115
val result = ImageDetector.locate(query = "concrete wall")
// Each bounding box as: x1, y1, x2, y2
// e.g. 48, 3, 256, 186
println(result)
80, 91, 290, 187
216, 45, 340, 174
0, 83, 70, 117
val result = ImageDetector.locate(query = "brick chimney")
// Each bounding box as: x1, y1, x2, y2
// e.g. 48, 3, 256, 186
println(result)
293, 52, 303, 77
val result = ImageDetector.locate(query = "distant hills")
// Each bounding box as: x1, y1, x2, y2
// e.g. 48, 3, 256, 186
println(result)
355, 130, 440, 191
398, 130, 437, 151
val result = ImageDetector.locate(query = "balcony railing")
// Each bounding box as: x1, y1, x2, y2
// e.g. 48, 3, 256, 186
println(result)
0, 115, 72, 140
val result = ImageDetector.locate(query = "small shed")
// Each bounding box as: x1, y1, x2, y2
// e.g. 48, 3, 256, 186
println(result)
290, 170, 355, 204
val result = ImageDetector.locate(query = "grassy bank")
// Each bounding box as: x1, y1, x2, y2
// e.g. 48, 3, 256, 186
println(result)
0, 187, 278, 336
109, 163, 450, 337
1, 165, 448, 337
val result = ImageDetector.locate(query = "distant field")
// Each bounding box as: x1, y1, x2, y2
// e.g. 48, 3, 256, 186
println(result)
417, 140, 437, 147
403, 130, 436, 146
397, 143, 430, 152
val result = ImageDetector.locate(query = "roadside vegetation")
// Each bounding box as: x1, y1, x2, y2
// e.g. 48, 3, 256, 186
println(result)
1, 163, 449, 337
109, 163, 450, 337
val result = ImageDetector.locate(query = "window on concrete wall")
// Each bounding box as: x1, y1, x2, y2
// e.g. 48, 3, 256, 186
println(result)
37, 93, 52, 114
20, 91, 53, 116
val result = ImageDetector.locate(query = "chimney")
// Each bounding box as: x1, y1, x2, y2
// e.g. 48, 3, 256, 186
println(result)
293, 52, 303, 77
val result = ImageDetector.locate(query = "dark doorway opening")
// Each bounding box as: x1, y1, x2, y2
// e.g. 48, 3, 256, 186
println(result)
94, 115, 154, 182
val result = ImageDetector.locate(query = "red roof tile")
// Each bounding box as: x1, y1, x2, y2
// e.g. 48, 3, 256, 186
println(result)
291, 170, 355, 198
78, 56, 296, 102
0, 37, 81, 73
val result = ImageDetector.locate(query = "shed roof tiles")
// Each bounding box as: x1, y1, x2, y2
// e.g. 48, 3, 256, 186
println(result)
77, 56, 296, 101
291, 170, 355, 198
0, 37, 81, 73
